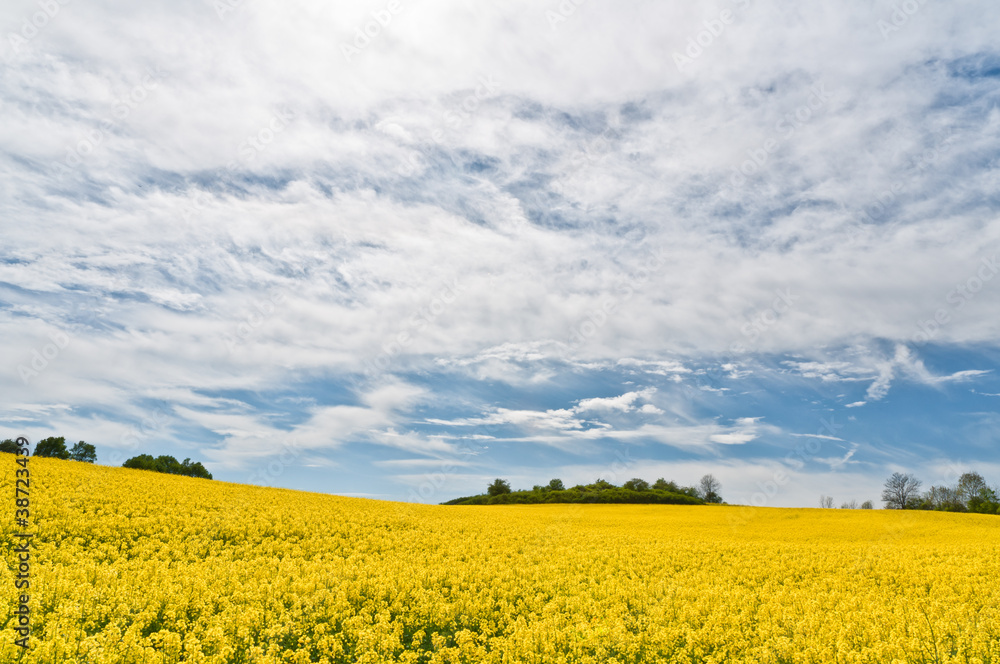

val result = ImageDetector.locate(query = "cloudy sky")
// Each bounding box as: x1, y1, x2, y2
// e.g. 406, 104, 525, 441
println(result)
2, 0, 999, 507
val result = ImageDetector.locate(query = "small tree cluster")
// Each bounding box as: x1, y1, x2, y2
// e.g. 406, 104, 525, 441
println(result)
881, 472, 923, 509
882, 471, 999, 514
488, 474, 717, 502
826, 499, 874, 509
123, 454, 213, 480
488, 478, 511, 496
2, 437, 96, 463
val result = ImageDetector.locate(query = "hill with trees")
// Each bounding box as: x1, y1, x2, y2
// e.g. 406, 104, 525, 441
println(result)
122, 454, 213, 480
443, 475, 719, 506
2, 437, 96, 462
1, 436, 212, 480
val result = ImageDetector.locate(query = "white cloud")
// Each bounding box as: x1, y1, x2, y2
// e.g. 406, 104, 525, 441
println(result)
859, 345, 992, 404
575, 388, 656, 413
2, 0, 999, 484
816, 444, 860, 471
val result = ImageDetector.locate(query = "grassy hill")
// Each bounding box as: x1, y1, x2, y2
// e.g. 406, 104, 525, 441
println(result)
442, 486, 704, 505
2, 456, 1000, 663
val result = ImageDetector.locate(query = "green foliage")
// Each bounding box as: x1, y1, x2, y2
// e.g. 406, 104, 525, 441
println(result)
69, 441, 97, 463
653, 478, 678, 492
957, 472, 989, 502
445, 477, 706, 506
623, 478, 650, 492
700, 474, 723, 504
911, 471, 1000, 514
34, 436, 70, 459
444, 485, 704, 506
919, 485, 966, 512
12, 436, 96, 462
967, 486, 1000, 515
547, 478, 565, 491
487, 478, 511, 496
878, 470, 1000, 516
123, 454, 212, 479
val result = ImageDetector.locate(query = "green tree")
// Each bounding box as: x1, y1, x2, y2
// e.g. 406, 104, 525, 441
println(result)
180, 458, 212, 479
922, 485, 965, 512
34, 436, 70, 459
623, 478, 650, 492
69, 441, 97, 463
967, 489, 999, 514
957, 472, 989, 504
123, 454, 212, 479
123, 454, 158, 471
487, 478, 511, 496
653, 477, 679, 492
0, 439, 20, 454
699, 474, 723, 503
547, 478, 565, 491
860, 500, 874, 509
155, 455, 182, 474
882, 472, 922, 509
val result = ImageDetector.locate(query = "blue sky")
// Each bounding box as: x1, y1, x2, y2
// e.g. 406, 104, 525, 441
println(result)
1, 0, 999, 507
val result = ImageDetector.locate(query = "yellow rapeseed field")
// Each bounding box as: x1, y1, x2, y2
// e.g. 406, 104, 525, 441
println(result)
2, 457, 1000, 663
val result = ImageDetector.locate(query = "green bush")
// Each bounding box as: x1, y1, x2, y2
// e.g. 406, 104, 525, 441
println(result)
623, 478, 650, 492
487, 479, 511, 496
123, 454, 212, 479
34, 437, 70, 459
69, 441, 97, 463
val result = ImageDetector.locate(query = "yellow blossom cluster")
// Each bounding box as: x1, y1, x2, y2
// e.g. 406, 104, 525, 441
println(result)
2, 457, 999, 663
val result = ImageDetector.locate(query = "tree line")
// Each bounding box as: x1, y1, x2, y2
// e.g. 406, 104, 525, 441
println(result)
1, 437, 96, 462
121, 454, 212, 480
880, 471, 999, 514
444, 474, 723, 506
0, 436, 212, 480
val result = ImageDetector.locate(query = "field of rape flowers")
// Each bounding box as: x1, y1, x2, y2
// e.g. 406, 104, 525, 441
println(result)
2, 457, 1000, 663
